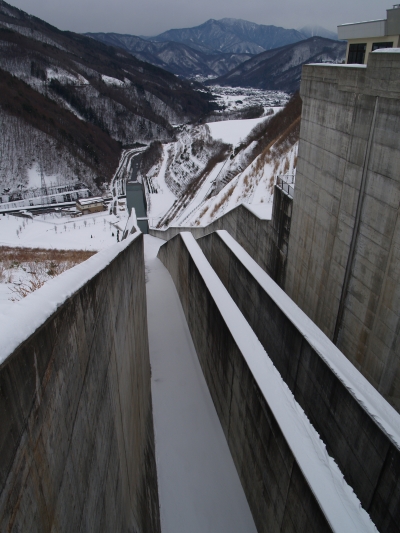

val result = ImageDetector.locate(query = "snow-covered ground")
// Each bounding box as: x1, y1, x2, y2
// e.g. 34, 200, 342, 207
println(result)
146, 144, 178, 225
0, 207, 129, 311
0, 211, 124, 251
142, 105, 297, 229
189, 141, 298, 226
207, 116, 270, 146
27, 164, 60, 188
174, 161, 225, 226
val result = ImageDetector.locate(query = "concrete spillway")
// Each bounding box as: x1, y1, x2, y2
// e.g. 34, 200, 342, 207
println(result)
144, 235, 257, 533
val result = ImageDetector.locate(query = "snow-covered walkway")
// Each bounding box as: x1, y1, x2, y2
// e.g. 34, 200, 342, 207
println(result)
144, 235, 257, 533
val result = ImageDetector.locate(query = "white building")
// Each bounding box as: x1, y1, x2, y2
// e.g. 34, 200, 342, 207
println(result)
338, 5, 400, 64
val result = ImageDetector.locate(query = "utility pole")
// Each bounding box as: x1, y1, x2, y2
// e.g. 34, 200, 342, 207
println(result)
40, 163, 47, 205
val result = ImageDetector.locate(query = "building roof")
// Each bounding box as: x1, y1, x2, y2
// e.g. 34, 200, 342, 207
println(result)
77, 197, 104, 206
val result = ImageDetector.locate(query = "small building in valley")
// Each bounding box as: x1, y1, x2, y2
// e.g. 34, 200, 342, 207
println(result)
126, 180, 148, 234
76, 196, 106, 215
338, 5, 400, 64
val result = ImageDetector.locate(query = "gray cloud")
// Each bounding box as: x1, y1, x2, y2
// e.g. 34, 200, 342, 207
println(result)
8, 0, 385, 35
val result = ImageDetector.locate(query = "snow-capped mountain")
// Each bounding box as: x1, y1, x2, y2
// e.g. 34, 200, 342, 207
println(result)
210, 37, 346, 92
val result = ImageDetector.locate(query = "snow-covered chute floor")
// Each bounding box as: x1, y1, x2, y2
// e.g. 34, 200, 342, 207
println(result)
144, 235, 257, 533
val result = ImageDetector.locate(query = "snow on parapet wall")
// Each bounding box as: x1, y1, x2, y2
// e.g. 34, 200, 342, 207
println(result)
179, 232, 377, 533
373, 48, 400, 54
0, 233, 141, 368
217, 230, 400, 450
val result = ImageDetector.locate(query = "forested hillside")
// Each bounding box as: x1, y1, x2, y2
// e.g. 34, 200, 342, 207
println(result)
85, 32, 253, 79
211, 37, 346, 92
0, 68, 121, 191
0, 0, 218, 191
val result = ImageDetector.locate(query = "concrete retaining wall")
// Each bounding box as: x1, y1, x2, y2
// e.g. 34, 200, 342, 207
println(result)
285, 52, 400, 410
150, 187, 292, 288
0, 235, 160, 533
197, 230, 400, 533
158, 232, 377, 533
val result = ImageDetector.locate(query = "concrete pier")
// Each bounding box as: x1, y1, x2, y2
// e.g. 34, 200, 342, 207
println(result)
158, 232, 378, 533
0, 234, 160, 533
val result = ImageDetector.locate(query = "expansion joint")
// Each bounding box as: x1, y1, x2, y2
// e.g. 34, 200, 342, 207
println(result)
333, 96, 379, 345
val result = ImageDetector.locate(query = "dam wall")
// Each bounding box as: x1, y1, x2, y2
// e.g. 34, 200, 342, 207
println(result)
197, 229, 400, 533
150, 185, 293, 288
0, 234, 160, 533
285, 51, 400, 409
158, 232, 378, 533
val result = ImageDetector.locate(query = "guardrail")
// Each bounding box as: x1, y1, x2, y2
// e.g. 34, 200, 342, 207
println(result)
276, 175, 295, 198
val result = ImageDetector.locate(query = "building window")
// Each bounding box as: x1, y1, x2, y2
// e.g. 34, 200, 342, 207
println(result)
372, 42, 394, 51
348, 43, 366, 64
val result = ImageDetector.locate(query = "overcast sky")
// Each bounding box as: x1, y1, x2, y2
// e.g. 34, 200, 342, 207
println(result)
7, 0, 385, 35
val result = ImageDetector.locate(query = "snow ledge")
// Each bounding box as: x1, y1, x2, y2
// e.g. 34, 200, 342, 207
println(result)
0, 233, 141, 368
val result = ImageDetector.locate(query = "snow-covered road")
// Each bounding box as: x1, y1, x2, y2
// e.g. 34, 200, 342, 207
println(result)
144, 235, 257, 533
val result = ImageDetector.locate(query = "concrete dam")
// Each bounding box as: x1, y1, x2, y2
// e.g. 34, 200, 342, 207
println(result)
1, 49, 400, 532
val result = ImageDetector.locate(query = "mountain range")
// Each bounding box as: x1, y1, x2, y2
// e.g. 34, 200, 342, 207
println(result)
85, 33, 253, 78
142, 18, 307, 54
86, 18, 339, 79
209, 37, 347, 92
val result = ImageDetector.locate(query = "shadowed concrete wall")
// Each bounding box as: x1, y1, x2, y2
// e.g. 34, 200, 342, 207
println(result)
198, 230, 400, 533
0, 235, 160, 533
150, 186, 293, 288
285, 51, 400, 410
158, 233, 340, 533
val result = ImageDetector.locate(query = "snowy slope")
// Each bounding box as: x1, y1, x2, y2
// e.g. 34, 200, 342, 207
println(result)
142, 95, 299, 229
189, 140, 298, 226
207, 116, 271, 145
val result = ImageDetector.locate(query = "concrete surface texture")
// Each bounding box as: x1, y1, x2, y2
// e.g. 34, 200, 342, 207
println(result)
157, 232, 378, 533
0, 234, 160, 533
285, 50, 400, 411
197, 229, 400, 533
150, 191, 292, 289
144, 234, 257, 533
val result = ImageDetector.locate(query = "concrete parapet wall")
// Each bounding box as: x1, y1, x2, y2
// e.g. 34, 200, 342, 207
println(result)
286, 51, 400, 410
0, 235, 160, 533
198, 230, 400, 533
150, 190, 292, 288
158, 232, 377, 533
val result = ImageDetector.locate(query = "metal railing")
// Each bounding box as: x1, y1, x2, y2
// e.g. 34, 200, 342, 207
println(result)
276, 174, 295, 199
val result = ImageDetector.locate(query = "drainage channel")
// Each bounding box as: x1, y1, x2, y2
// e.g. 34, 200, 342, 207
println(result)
144, 234, 257, 533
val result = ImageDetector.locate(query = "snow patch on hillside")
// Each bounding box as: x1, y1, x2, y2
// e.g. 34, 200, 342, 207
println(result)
47, 68, 89, 85
101, 74, 126, 86
207, 116, 270, 145
147, 144, 177, 224
27, 164, 60, 189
